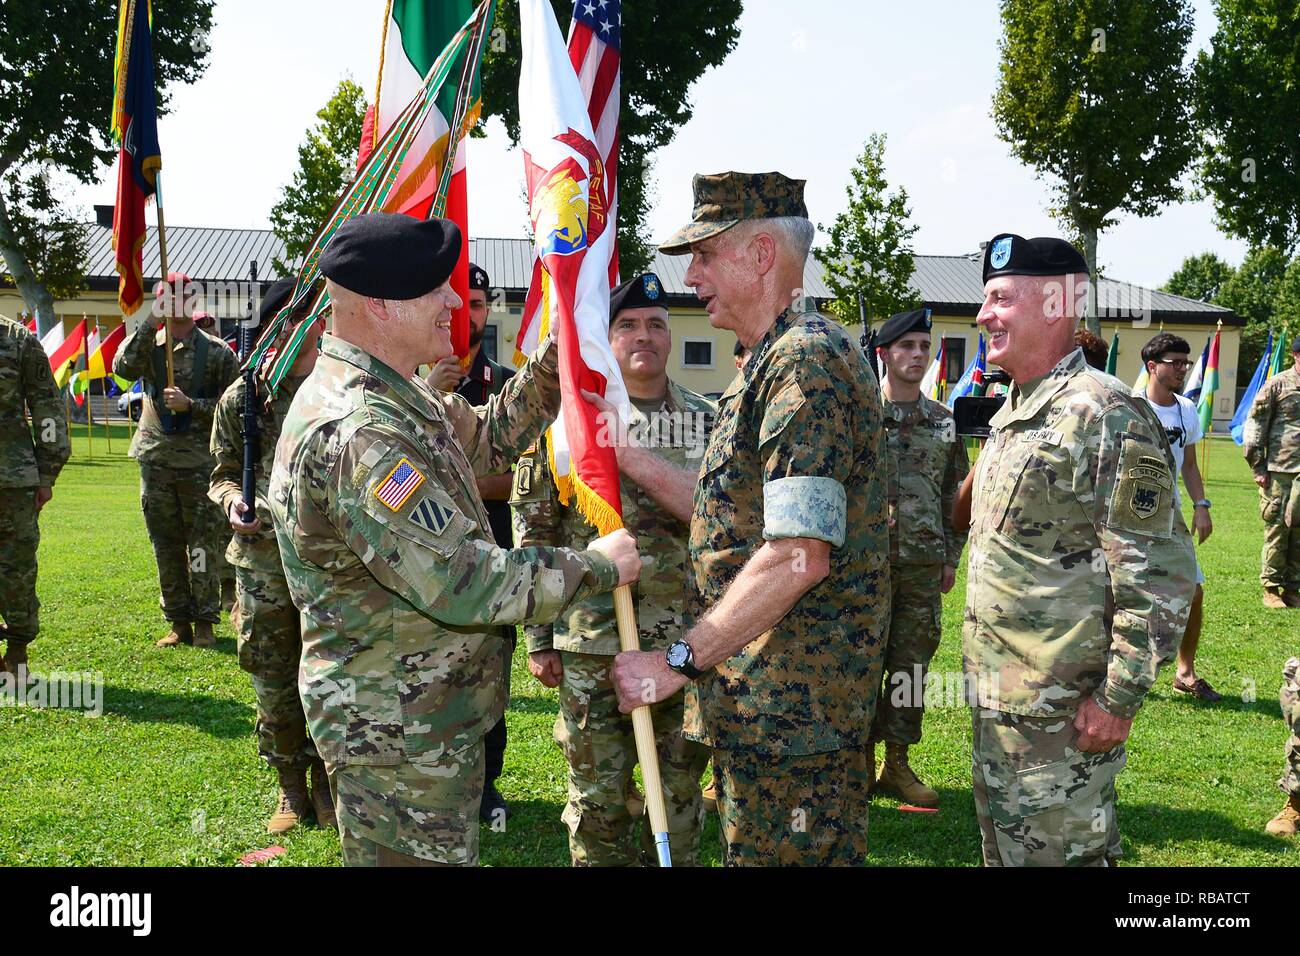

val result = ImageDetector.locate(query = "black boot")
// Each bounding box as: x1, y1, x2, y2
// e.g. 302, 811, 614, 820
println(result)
479, 782, 510, 823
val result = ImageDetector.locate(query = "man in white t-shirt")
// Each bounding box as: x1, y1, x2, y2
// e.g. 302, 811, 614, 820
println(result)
1140, 333, 1220, 702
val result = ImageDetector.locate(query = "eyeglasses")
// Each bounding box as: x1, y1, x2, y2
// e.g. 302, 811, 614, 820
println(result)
1156, 359, 1193, 370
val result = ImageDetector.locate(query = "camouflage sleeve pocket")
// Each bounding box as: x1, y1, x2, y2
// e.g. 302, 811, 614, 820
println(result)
1105, 435, 1175, 539
353, 443, 475, 561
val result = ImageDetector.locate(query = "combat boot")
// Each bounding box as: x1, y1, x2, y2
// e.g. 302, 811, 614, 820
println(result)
1263, 588, 1287, 610
1265, 794, 1300, 836
876, 742, 939, 808
1282, 590, 1300, 609
4, 641, 28, 678
193, 621, 216, 648
309, 758, 337, 829
267, 768, 310, 834
156, 621, 193, 648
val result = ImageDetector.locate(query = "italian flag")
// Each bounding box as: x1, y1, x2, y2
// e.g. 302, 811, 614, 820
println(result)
358, 0, 494, 361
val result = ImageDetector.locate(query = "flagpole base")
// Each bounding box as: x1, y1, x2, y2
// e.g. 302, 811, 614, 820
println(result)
654, 833, 672, 868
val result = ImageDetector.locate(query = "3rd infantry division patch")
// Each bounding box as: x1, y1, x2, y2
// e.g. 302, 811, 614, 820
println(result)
409, 496, 454, 535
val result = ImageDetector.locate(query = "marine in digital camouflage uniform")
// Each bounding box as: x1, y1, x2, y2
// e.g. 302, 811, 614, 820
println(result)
1242, 339, 1300, 608
268, 213, 634, 866
0, 314, 71, 673
869, 308, 968, 808
609, 173, 890, 866
114, 274, 240, 648
965, 234, 1196, 867
511, 272, 716, 865
1266, 656, 1300, 835
209, 277, 333, 834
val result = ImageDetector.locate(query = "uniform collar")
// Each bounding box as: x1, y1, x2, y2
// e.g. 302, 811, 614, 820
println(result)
320, 333, 440, 421
990, 348, 1087, 428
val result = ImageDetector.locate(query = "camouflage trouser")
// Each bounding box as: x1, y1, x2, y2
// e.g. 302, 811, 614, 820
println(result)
234, 563, 315, 770
331, 743, 485, 867
138, 463, 224, 624
1279, 657, 1300, 797
870, 562, 943, 746
0, 488, 40, 645
1259, 473, 1300, 590
711, 744, 871, 866
971, 707, 1124, 867
555, 651, 709, 866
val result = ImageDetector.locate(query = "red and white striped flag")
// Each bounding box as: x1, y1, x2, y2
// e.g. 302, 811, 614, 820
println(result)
515, 0, 621, 364
519, 0, 627, 533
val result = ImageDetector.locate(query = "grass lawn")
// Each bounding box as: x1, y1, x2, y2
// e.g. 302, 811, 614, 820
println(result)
0, 425, 1296, 866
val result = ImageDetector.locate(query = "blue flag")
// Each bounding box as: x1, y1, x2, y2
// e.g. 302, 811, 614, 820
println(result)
946, 333, 986, 408
1230, 329, 1273, 445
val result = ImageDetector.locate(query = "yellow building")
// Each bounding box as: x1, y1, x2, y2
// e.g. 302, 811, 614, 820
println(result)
3, 220, 1242, 424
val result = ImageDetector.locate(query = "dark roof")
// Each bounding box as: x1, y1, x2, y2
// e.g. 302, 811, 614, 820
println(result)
58, 224, 1238, 324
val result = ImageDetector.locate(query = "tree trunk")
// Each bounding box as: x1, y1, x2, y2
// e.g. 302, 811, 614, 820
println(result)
0, 187, 57, 336
1082, 225, 1100, 337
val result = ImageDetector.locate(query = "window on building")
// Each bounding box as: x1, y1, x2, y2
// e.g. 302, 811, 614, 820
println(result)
683, 339, 714, 369
942, 336, 966, 386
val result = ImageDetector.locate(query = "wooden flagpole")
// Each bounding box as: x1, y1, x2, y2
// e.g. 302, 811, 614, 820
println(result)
614, 586, 673, 867
155, 173, 175, 387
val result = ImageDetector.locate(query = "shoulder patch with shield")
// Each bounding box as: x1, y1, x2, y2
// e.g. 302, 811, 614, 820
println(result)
1109, 440, 1175, 536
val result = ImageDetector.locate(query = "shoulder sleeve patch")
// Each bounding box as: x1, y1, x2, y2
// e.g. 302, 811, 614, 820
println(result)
1107, 436, 1174, 538
373, 457, 426, 511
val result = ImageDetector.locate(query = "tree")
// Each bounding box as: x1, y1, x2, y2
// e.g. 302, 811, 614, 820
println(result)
992, 0, 1197, 335
813, 134, 919, 328
1219, 246, 1289, 372
2, 170, 87, 304
1194, 1, 1300, 255
0, 0, 215, 333
1161, 252, 1236, 304
478, 0, 743, 276
269, 79, 369, 273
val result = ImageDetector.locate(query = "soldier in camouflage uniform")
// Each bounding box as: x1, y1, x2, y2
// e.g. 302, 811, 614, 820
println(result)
0, 314, 71, 675
1266, 656, 1300, 835
870, 308, 968, 807
114, 273, 240, 648
965, 234, 1197, 866
267, 214, 640, 866
604, 173, 890, 866
512, 272, 715, 865
1243, 338, 1300, 609
209, 278, 334, 834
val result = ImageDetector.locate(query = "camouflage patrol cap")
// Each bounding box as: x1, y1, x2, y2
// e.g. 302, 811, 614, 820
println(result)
659, 171, 809, 255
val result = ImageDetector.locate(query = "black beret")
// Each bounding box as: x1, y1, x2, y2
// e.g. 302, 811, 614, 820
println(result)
259, 277, 296, 325
982, 233, 1088, 284
1292, 335, 1300, 352
469, 262, 490, 292
876, 308, 932, 348
609, 272, 667, 320
320, 212, 462, 300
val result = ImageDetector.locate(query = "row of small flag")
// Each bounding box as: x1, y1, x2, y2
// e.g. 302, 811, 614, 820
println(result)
20, 316, 136, 402
924, 324, 1285, 447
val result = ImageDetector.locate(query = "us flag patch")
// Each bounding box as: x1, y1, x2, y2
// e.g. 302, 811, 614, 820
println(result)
373, 458, 425, 511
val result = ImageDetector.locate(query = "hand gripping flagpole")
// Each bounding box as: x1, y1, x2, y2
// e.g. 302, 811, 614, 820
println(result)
613, 586, 672, 867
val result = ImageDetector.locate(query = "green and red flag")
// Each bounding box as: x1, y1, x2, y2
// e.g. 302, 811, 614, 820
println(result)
358, 0, 496, 362
111, 0, 162, 317
249, 0, 495, 397
1195, 324, 1221, 434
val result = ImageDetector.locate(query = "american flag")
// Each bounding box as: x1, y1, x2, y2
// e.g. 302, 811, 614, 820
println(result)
374, 458, 426, 511
515, 0, 622, 363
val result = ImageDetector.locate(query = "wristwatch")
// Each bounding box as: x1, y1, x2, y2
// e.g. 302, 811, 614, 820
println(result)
665, 639, 703, 680
1194, 499, 1211, 509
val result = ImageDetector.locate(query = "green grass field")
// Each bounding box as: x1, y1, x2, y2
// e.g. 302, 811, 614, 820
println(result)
0, 425, 1296, 866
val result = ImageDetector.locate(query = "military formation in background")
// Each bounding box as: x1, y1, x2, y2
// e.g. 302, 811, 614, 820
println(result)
5, 173, 1300, 867
113, 272, 239, 649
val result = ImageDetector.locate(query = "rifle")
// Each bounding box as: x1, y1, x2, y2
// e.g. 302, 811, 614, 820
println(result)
239, 260, 261, 513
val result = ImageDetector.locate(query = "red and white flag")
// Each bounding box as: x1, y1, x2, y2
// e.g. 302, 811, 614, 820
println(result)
520, 0, 626, 533
515, 0, 621, 364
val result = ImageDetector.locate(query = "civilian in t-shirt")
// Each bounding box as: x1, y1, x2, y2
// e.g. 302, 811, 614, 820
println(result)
1139, 332, 1220, 702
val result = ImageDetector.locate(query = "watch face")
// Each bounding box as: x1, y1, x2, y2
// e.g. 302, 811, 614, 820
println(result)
667, 642, 689, 668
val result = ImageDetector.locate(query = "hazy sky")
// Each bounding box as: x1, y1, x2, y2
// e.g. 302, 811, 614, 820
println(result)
72, 0, 1246, 289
